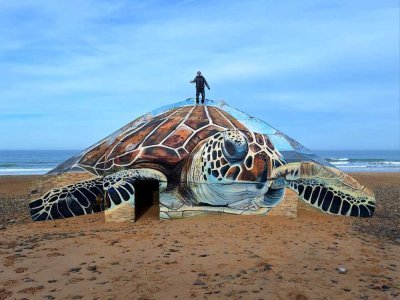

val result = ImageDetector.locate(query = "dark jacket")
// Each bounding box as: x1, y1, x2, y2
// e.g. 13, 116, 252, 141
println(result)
191, 75, 210, 90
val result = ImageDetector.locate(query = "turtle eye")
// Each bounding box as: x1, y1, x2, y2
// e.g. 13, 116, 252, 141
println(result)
222, 131, 248, 163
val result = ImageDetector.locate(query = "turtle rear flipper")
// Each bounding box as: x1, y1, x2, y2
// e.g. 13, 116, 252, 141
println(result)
272, 162, 375, 217
29, 177, 104, 221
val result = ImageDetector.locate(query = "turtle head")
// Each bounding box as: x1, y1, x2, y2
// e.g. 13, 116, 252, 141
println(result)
221, 130, 248, 164
183, 129, 287, 206
217, 130, 270, 186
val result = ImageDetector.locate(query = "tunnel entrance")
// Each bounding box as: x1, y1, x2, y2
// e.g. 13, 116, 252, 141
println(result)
134, 180, 159, 221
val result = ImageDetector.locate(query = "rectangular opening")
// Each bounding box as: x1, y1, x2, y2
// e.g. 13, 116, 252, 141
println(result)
134, 180, 159, 221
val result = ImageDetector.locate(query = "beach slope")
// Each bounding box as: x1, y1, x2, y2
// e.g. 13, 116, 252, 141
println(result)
0, 173, 399, 299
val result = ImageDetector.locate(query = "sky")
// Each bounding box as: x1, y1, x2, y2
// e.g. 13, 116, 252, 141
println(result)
0, 0, 399, 151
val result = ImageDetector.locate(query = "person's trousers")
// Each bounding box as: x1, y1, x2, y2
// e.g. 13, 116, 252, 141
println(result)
196, 89, 205, 103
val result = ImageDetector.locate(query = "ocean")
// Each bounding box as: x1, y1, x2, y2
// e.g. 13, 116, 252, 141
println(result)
315, 150, 400, 173
0, 150, 80, 175
0, 150, 399, 175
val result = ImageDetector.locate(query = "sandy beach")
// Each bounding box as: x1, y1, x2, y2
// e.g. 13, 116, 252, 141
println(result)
0, 172, 399, 299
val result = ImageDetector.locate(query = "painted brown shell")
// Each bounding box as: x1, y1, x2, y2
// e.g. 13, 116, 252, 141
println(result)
78, 105, 252, 175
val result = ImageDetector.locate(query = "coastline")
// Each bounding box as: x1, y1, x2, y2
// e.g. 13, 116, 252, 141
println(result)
0, 172, 399, 223
1, 149, 399, 175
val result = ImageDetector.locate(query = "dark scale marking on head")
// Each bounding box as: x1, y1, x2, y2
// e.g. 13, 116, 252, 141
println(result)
203, 175, 207, 180
207, 168, 211, 175
210, 162, 214, 169
212, 151, 217, 160
217, 150, 222, 157
216, 160, 221, 168
245, 156, 253, 168
212, 170, 220, 178
220, 165, 229, 176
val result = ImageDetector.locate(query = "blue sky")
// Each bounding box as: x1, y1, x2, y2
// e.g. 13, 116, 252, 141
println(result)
0, 0, 398, 150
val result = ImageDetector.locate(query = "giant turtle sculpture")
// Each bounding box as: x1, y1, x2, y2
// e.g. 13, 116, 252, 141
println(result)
29, 100, 375, 221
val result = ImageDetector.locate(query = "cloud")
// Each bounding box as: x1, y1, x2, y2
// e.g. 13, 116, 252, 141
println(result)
0, 0, 398, 149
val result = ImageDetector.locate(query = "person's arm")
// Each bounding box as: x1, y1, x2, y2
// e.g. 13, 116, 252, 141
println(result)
204, 77, 210, 89
190, 77, 196, 83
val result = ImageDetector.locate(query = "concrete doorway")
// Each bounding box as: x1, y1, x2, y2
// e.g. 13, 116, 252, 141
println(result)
134, 180, 159, 221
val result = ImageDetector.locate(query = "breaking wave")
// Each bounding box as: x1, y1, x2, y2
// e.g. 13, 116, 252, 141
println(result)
325, 157, 400, 171
0, 168, 52, 175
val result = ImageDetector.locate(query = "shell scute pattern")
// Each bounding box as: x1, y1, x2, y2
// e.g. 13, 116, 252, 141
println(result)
163, 127, 192, 148
78, 105, 254, 175
206, 107, 234, 129
184, 106, 210, 129
30, 101, 376, 221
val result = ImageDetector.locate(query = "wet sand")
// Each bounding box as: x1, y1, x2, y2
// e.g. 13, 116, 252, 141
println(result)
0, 173, 399, 299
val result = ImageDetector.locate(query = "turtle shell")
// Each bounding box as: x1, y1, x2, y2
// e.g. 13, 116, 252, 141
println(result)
77, 105, 252, 175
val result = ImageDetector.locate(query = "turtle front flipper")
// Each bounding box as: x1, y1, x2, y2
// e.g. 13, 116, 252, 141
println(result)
103, 169, 167, 208
30, 169, 168, 222
29, 177, 104, 221
271, 162, 375, 217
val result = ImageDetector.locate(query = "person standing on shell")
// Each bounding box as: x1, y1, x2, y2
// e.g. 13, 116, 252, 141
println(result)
190, 71, 210, 104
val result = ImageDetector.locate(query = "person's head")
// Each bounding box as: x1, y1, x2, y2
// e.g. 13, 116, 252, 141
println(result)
197, 71, 201, 76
